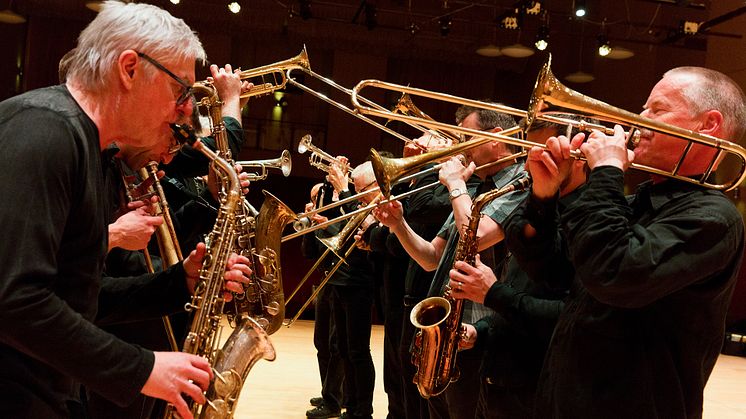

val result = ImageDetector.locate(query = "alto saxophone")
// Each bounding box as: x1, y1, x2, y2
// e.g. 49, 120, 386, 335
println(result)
410, 177, 530, 398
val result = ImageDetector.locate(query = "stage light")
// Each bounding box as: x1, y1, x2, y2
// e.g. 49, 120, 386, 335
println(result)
574, 0, 586, 17
535, 24, 549, 51
170, 0, 180, 4
597, 34, 611, 56
228, 1, 241, 14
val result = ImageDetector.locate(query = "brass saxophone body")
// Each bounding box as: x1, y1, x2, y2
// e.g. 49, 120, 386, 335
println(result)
166, 83, 276, 419
410, 177, 530, 398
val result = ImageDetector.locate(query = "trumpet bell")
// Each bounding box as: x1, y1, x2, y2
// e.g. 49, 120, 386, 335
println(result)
279, 149, 292, 177
298, 134, 311, 154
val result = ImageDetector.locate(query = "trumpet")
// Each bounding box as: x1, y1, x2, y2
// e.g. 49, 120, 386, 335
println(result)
297, 134, 353, 175
235, 150, 292, 181
197, 46, 310, 100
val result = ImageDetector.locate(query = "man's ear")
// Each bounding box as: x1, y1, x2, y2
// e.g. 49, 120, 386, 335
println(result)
698, 109, 724, 138
117, 50, 139, 91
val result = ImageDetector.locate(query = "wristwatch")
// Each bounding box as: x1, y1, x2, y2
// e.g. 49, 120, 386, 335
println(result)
449, 188, 467, 201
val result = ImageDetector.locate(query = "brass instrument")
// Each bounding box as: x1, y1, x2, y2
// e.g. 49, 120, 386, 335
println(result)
285, 67, 426, 150
235, 149, 292, 181
281, 152, 525, 243
391, 93, 461, 144
118, 161, 180, 351
350, 63, 746, 191
298, 134, 353, 175
526, 55, 746, 190
410, 177, 531, 398
284, 209, 372, 326
164, 84, 276, 419
219, 46, 310, 99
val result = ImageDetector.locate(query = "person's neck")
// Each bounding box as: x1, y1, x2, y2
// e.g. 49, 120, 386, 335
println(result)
475, 155, 514, 180
66, 80, 117, 151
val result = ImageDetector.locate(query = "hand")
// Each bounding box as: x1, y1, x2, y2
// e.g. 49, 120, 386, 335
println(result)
438, 156, 473, 192
403, 132, 452, 157
109, 201, 164, 250
235, 164, 251, 196
448, 254, 495, 304
372, 201, 404, 231
458, 323, 477, 351
208, 64, 242, 106
526, 132, 585, 200
580, 124, 635, 171
327, 157, 350, 193
141, 351, 213, 419
183, 243, 252, 300
238, 80, 253, 110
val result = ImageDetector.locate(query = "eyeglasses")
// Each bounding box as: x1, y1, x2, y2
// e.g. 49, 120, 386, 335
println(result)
136, 51, 194, 105
359, 180, 377, 193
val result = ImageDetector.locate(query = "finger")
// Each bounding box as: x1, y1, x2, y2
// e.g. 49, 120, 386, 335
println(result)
225, 64, 233, 73
147, 216, 165, 226
173, 396, 193, 419
182, 380, 206, 405
539, 151, 560, 176
189, 364, 212, 391
224, 280, 245, 294
127, 200, 147, 210
189, 354, 213, 379
474, 253, 483, 267
570, 132, 586, 150
452, 260, 479, 276
224, 267, 252, 283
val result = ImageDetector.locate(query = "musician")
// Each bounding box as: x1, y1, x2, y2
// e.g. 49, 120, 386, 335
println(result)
446, 119, 588, 418
0, 3, 251, 419
525, 67, 746, 418
355, 133, 456, 419
375, 105, 527, 419
301, 181, 345, 419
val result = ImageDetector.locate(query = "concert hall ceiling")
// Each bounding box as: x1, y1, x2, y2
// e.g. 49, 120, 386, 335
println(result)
8, 0, 744, 67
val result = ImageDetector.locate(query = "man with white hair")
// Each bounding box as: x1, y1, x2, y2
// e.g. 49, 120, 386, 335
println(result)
0, 3, 251, 419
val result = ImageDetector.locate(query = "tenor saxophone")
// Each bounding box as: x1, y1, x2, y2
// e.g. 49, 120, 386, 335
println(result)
410, 177, 530, 398
165, 84, 276, 419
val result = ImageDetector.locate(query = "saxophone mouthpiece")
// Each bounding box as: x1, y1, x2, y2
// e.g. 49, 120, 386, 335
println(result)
170, 123, 198, 147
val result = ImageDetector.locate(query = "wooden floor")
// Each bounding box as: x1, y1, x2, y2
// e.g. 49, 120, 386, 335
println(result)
232, 320, 746, 419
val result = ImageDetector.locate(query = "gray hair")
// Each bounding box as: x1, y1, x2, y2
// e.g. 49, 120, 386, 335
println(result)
351, 161, 376, 188
66, 1, 206, 92
664, 67, 746, 142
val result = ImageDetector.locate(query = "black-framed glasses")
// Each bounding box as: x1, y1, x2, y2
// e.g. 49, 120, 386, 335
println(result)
136, 51, 194, 105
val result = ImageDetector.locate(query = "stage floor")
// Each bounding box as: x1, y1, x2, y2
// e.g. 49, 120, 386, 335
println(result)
233, 320, 746, 418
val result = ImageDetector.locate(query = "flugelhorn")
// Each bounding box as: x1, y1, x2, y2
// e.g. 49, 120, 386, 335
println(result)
235, 150, 292, 181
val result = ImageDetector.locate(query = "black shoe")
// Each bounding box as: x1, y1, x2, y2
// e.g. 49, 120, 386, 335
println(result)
306, 405, 341, 419
310, 396, 324, 407
340, 413, 372, 419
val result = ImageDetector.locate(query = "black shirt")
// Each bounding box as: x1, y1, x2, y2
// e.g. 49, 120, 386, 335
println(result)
0, 86, 190, 417
535, 166, 744, 419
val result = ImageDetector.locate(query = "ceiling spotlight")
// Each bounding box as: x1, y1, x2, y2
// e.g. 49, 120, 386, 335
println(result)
364, 3, 377, 30
170, 0, 180, 4
535, 24, 549, 51
597, 34, 611, 56
227, 1, 241, 13
84, 1, 103, 12
439, 17, 452, 36
299, 0, 312, 20
574, 0, 586, 17
500, 9, 520, 30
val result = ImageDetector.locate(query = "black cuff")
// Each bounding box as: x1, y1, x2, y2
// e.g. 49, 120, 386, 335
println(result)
524, 193, 560, 233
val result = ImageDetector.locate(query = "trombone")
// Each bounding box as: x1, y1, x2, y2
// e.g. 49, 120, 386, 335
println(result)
391, 93, 462, 144
284, 67, 427, 151
236, 150, 292, 181
350, 59, 746, 192
284, 209, 372, 327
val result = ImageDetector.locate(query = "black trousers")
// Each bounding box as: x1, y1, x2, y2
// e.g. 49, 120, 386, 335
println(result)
426, 347, 484, 419
330, 284, 376, 419
399, 305, 431, 419
314, 284, 344, 410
